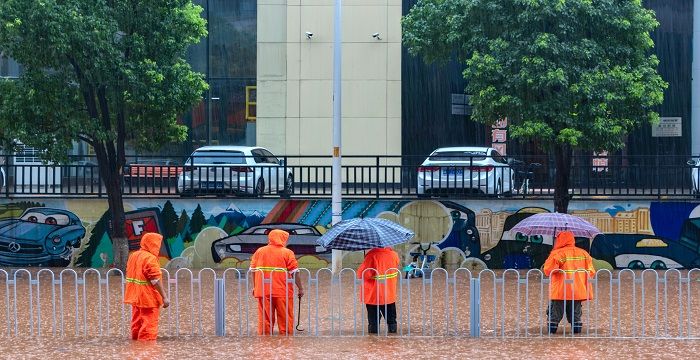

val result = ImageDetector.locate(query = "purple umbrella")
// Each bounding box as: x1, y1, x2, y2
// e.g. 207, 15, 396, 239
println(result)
510, 212, 601, 238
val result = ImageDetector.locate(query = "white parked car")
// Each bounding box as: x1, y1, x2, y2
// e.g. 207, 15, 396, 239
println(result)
177, 146, 293, 196
689, 159, 699, 196
417, 147, 514, 196
0, 167, 4, 193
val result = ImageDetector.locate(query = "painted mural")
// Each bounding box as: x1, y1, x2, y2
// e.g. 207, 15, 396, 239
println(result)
0, 199, 699, 271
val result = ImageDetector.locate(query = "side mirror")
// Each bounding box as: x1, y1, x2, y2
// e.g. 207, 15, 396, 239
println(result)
688, 160, 698, 166
279, 159, 286, 167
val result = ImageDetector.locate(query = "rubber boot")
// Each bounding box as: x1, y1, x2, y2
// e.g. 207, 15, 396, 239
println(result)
573, 323, 582, 334
548, 325, 558, 334
388, 324, 397, 333
368, 325, 378, 334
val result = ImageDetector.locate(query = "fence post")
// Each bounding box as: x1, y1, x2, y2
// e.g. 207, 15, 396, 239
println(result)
469, 278, 481, 338
214, 278, 226, 336
375, 156, 380, 199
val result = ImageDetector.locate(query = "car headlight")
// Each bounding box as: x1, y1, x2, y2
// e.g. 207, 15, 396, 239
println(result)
52, 236, 62, 244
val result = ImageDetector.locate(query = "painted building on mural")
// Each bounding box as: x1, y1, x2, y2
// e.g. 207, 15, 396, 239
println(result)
1, 198, 699, 271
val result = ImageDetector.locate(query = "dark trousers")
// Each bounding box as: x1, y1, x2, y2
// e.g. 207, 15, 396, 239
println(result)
547, 300, 582, 334
366, 303, 397, 333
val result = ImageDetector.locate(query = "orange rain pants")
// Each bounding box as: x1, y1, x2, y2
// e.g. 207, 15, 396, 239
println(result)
257, 296, 294, 335
131, 306, 160, 340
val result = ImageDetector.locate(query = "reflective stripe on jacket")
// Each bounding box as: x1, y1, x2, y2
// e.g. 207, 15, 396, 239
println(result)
543, 231, 595, 301
357, 248, 400, 305
124, 232, 163, 308
250, 229, 299, 298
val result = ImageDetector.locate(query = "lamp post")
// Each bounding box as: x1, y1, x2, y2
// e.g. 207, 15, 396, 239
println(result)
207, 96, 220, 145
331, 0, 343, 273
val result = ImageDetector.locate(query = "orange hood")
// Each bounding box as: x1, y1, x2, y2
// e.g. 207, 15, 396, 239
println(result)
140, 232, 163, 257
553, 231, 575, 250
268, 229, 289, 247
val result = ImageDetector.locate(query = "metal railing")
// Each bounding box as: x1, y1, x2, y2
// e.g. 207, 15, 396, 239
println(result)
1, 154, 699, 199
2, 267, 700, 338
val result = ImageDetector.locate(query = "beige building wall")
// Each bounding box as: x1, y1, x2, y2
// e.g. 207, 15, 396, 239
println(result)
257, 0, 402, 165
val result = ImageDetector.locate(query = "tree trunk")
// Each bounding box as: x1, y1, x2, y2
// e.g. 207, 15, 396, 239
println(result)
95, 144, 128, 271
553, 143, 572, 213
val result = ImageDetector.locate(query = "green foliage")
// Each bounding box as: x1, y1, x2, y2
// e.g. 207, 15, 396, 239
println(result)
0, 0, 208, 160
176, 209, 190, 234
402, 0, 667, 151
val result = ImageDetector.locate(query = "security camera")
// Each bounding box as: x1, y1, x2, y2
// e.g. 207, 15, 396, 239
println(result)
372, 32, 382, 40
305, 31, 313, 39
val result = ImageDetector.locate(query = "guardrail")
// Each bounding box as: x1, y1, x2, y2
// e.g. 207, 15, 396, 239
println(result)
2, 267, 700, 338
1, 154, 698, 199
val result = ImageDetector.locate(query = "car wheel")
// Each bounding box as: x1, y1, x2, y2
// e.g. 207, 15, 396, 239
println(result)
650, 260, 667, 270
628, 260, 645, 270
254, 177, 265, 197
280, 175, 294, 196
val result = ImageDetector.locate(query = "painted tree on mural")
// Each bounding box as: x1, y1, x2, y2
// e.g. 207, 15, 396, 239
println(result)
189, 204, 206, 235
161, 200, 179, 239
75, 210, 110, 267
0, 1, 208, 268
403, 0, 667, 212
176, 209, 190, 235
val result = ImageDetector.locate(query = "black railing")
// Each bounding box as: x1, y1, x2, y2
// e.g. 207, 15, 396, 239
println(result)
0, 154, 698, 199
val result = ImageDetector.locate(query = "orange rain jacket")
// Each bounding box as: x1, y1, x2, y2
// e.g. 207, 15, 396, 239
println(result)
250, 229, 299, 298
124, 233, 164, 308
357, 247, 400, 305
543, 231, 595, 301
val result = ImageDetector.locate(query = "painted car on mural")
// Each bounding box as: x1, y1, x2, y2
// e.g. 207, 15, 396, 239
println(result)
211, 223, 329, 263
590, 219, 700, 269
480, 209, 592, 269
0, 208, 86, 266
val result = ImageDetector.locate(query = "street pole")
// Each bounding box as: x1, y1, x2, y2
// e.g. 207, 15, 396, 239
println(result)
692, 0, 700, 156
331, 0, 343, 274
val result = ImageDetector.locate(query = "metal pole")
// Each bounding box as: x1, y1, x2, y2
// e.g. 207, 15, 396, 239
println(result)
214, 278, 225, 336
693, 0, 700, 156
331, 0, 343, 273
469, 278, 481, 337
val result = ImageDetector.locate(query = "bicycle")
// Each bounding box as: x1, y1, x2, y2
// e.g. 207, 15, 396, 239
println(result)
403, 242, 439, 279
509, 159, 541, 197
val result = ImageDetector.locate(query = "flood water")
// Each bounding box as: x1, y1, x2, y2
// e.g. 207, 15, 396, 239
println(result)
4, 336, 700, 359
2, 268, 700, 358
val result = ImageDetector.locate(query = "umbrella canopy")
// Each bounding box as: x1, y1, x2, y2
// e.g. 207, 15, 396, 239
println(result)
510, 212, 601, 238
316, 218, 415, 251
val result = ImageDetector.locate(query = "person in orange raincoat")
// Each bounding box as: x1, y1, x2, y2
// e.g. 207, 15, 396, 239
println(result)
124, 232, 170, 341
357, 247, 400, 334
250, 229, 304, 335
543, 231, 595, 334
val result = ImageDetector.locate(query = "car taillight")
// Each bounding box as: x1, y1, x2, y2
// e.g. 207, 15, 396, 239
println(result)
469, 166, 494, 172
231, 166, 254, 173
418, 166, 440, 172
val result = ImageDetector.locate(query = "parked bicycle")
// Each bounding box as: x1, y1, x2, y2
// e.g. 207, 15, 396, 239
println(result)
509, 159, 541, 197
403, 242, 439, 279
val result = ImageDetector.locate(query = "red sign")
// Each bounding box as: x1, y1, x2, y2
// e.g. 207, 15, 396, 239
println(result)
124, 209, 164, 254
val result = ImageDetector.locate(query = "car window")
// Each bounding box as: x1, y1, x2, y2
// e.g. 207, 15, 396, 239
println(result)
491, 150, 507, 164
251, 228, 269, 234
292, 228, 315, 235
189, 151, 246, 165
429, 151, 487, 161
250, 149, 267, 164
261, 149, 279, 164
21, 212, 70, 225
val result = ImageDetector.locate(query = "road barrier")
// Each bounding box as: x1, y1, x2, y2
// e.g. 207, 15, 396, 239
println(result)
1, 267, 699, 338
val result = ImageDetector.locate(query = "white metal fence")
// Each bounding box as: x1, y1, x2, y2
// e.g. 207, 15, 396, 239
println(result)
2, 267, 700, 338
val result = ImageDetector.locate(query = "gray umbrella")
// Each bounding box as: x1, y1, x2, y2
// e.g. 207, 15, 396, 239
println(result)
316, 218, 415, 251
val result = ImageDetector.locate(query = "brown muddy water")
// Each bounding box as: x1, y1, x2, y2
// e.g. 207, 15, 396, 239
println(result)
2, 269, 700, 359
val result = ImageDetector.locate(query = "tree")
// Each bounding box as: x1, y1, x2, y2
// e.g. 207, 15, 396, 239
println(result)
161, 200, 178, 239
176, 209, 190, 235
0, 1, 208, 268
403, 0, 667, 212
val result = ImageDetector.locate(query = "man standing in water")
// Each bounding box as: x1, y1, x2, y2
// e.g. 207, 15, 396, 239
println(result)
357, 247, 400, 334
124, 232, 170, 341
250, 229, 304, 335
543, 231, 595, 334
